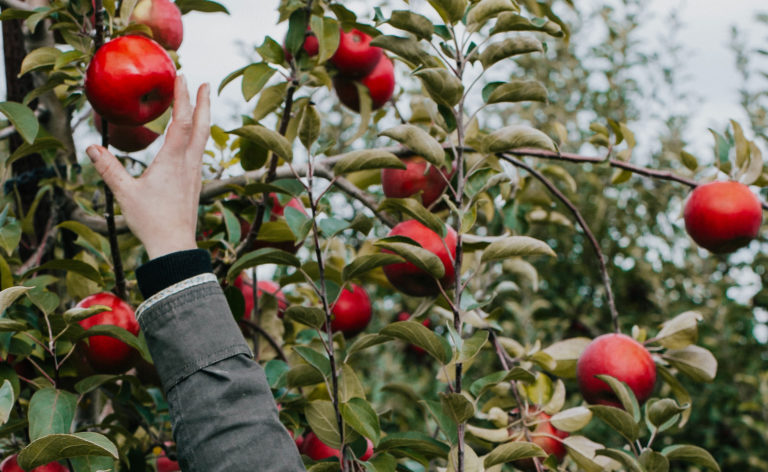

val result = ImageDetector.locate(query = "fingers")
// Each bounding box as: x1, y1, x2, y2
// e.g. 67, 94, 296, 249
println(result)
86, 145, 133, 198
188, 83, 211, 164
161, 75, 195, 156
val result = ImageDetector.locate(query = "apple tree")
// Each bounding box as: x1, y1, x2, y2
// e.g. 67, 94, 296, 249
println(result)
0, 0, 765, 471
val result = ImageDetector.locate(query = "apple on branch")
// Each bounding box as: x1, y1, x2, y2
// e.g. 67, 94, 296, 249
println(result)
76, 292, 140, 374
130, 0, 184, 51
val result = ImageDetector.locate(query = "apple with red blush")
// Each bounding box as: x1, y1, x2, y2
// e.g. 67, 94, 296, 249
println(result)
330, 284, 372, 337
76, 292, 140, 374
381, 155, 453, 208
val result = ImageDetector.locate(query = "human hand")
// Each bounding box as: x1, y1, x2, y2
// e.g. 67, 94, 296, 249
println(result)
86, 75, 211, 260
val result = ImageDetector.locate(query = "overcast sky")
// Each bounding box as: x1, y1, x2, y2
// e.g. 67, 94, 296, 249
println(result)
1, 0, 767, 158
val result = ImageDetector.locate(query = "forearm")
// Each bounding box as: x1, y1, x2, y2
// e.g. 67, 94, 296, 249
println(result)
135, 251, 304, 472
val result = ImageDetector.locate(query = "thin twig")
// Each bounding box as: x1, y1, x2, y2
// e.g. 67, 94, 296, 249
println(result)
498, 153, 620, 333
238, 319, 288, 363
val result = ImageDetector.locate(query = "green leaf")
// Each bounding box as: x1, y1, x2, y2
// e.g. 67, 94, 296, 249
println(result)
376, 431, 450, 458
310, 16, 341, 63
653, 311, 701, 349
19, 47, 61, 76
480, 236, 555, 263
341, 397, 381, 444
6, 136, 63, 168
345, 334, 392, 359
540, 337, 590, 378
379, 125, 445, 167
680, 150, 698, 171
589, 405, 640, 442
68, 455, 116, 472
0, 286, 32, 315
242, 62, 277, 102
298, 103, 321, 150
370, 35, 434, 68
662, 345, 717, 382
374, 238, 445, 279
484, 442, 546, 468
550, 406, 593, 432
491, 12, 564, 37
562, 436, 612, 472
286, 364, 324, 387
639, 449, 670, 472
0, 102, 39, 144
305, 400, 341, 449
25, 259, 102, 285
175, 0, 229, 14
479, 37, 543, 68
380, 321, 452, 364
17, 432, 118, 469
0, 380, 15, 425
294, 345, 331, 377
73, 375, 120, 394
56, 221, 105, 252
342, 254, 404, 282
596, 448, 644, 472
427, 0, 467, 24
378, 198, 445, 238
483, 125, 556, 153
646, 398, 688, 429
439, 392, 474, 424
422, 399, 458, 444
459, 330, 488, 362
284, 306, 325, 329
467, 0, 519, 29
253, 82, 288, 121
388, 10, 433, 40
28, 388, 77, 441
230, 125, 293, 162
332, 150, 405, 175
485, 80, 548, 104
661, 445, 720, 471
77, 325, 150, 363
62, 305, 111, 324
226, 248, 301, 282
594, 374, 641, 422
414, 68, 464, 107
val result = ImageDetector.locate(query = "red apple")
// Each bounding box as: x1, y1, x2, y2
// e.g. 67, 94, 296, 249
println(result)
683, 181, 763, 254
156, 455, 180, 472
130, 0, 183, 51
381, 155, 452, 208
330, 28, 382, 78
382, 220, 458, 297
301, 432, 374, 461
333, 55, 395, 112
92, 111, 160, 152
514, 410, 569, 471
285, 27, 319, 61
577, 333, 656, 407
232, 274, 288, 319
85, 35, 176, 126
396, 312, 429, 355
330, 284, 372, 337
0, 454, 67, 472
76, 292, 140, 374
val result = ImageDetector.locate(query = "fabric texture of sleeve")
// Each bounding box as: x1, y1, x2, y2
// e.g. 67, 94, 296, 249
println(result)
136, 275, 305, 471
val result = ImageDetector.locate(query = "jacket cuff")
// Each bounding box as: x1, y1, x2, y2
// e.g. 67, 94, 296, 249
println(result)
136, 249, 212, 299
137, 280, 252, 392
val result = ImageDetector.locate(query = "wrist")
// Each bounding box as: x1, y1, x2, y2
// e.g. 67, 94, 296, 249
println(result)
145, 238, 198, 260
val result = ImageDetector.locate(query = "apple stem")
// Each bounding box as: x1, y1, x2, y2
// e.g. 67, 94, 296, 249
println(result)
498, 153, 621, 333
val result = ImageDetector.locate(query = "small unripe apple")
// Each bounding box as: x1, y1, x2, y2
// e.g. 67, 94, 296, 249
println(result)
92, 111, 160, 153
130, 0, 183, 50
382, 220, 458, 297
301, 432, 374, 461
577, 333, 656, 407
0, 454, 68, 472
330, 28, 382, 78
683, 181, 762, 253
381, 156, 453, 208
76, 292, 140, 374
513, 410, 569, 471
232, 274, 288, 319
85, 35, 176, 126
284, 27, 319, 61
330, 284, 372, 337
333, 55, 395, 112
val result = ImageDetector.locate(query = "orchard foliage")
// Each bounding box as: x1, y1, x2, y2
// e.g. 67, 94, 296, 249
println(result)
0, 0, 765, 471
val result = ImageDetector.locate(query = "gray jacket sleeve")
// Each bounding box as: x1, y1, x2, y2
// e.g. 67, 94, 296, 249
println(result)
136, 277, 305, 472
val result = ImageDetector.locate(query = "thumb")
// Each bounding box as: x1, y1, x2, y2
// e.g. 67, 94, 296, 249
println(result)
86, 145, 133, 197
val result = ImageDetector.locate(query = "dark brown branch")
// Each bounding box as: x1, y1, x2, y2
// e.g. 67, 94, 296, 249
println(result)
499, 153, 620, 333
238, 319, 288, 363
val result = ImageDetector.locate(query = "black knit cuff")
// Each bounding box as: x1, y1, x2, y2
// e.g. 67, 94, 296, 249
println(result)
136, 249, 213, 299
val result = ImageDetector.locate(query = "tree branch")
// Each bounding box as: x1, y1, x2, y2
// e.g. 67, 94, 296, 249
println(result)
499, 153, 621, 333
